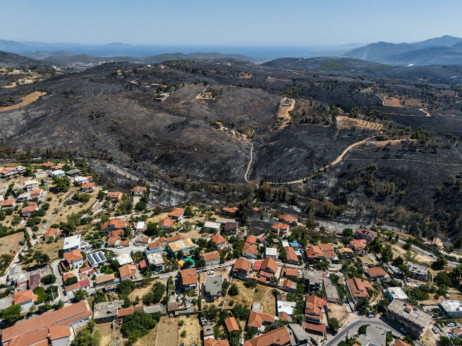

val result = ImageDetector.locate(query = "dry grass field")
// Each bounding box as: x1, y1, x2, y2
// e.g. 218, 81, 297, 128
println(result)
327, 303, 349, 325
0, 232, 24, 255
178, 315, 201, 345
225, 280, 276, 315
155, 316, 179, 346
0, 91, 46, 112
336, 116, 383, 131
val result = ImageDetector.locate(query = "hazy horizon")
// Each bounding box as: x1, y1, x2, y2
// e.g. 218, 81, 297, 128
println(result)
2, 0, 462, 47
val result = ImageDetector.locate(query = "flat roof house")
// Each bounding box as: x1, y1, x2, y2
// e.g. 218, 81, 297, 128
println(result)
204, 274, 223, 301
387, 299, 432, 338
63, 234, 81, 252
146, 252, 165, 272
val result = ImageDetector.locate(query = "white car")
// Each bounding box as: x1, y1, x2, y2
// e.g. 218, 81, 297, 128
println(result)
207, 270, 215, 275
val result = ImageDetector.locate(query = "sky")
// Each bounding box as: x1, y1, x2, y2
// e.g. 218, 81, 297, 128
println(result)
1, 0, 462, 47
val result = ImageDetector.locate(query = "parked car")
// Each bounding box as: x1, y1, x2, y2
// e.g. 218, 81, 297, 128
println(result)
432, 327, 439, 334
445, 294, 451, 299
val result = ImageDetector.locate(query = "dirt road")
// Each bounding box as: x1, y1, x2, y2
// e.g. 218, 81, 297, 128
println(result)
0, 91, 46, 112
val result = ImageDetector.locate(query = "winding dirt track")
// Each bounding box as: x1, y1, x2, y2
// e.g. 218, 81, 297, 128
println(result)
0, 91, 46, 112
265, 136, 376, 185
244, 142, 254, 183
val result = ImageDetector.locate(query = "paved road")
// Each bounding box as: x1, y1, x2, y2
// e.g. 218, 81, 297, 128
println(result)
324, 318, 404, 346
397, 239, 459, 267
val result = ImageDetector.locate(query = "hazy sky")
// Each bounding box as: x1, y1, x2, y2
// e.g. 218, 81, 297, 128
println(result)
2, 0, 462, 46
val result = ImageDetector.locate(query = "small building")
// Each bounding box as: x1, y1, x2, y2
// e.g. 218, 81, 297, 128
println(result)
146, 252, 165, 272
224, 317, 240, 333
44, 228, 63, 241
233, 257, 252, 278
119, 264, 137, 281
159, 218, 175, 230
211, 234, 227, 250
168, 207, 185, 220
203, 221, 220, 232
203, 251, 220, 267
271, 223, 289, 236
261, 257, 278, 275
279, 214, 297, 224
168, 238, 196, 258
117, 253, 134, 266
242, 243, 258, 259
366, 267, 390, 281
349, 239, 367, 255
438, 300, 462, 318
132, 186, 147, 196
224, 221, 239, 235
81, 182, 95, 193
347, 277, 372, 302
407, 263, 428, 281
63, 234, 81, 252
63, 250, 84, 269
338, 247, 354, 259
305, 295, 325, 324
247, 311, 277, 332
94, 300, 124, 323
385, 287, 409, 302
265, 247, 278, 260
283, 268, 300, 280
302, 271, 323, 293
107, 191, 123, 202
222, 207, 239, 215
86, 251, 107, 267
180, 268, 198, 291
243, 327, 290, 346
387, 299, 432, 338
319, 243, 338, 262
204, 274, 223, 301
14, 289, 38, 312
102, 218, 127, 232
305, 245, 324, 263
284, 246, 299, 264
95, 274, 117, 288
354, 229, 377, 243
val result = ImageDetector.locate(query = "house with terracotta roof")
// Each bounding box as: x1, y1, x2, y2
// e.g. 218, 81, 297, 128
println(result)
395, 340, 412, 346
132, 186, 147, 196
107, 191, 123, 202
65, 279, 90, 296
354, 229, 377, 243
247, 311, 277, 332
261, 257, 278, 275
44, 228, 63, 241
119, 264, 137, 281
319, 243, 338, 261
159, 218, 175, 229
81, 182, 95, 193
233, 257, 252, 278
349, 239, 367, 255
180, 268, 198, 291
305, 245, 324, 263
63, 249, 84, 269
284, 246, 299, 264
95, 273, 117, 287
203, 251, 220, 267
102, 218, 127, 232
338, 247, 355, 259
271, 223, 289, 236
279, 214, 297, 224
21, 204, 37, 218
204, 338, 230, 346
280, 278, 296, 292
283, 268, 300, 280
224, 317, 240, 332
366, 267, 390, 281
305, 295, 325, 324
242, 243, 259, 259
347, 277, 372, 302
243, 327, 291, 346
14, 289, 38, 312
146, 239, 164, 254
1, 199, 15, 209
49, 325, 71, 345
168, 238, 196, 258
211, 234, 227, 250
168, 207, 185, 220
246, 235, 257, 245
222, 207, 239, 215
29, 189, 45, 200
1, 301, 92, 346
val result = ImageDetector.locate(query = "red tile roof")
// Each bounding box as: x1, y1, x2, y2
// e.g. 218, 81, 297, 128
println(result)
168, 208, 185, 218
203, 251, 220, 261
222, 207, 239, 214
63, 250, 83, 264
347, 277, 372, 298
181, 268, 197, 285
319, 243, 337, 259
132, 186, 147, 193
366, 267, 389, 279
14, 290, 38, 305
204, 338, 230, 346
284, 246, 299, 263
247, 311, 275, 328
159, 218, 174, 228
246, 235, 257, 244
211, 234, 227, 244
306, 245, 323, 259
305, 323, 326, 334
49, 325, 71, 340
279, 214, 297, 224
243, 327, 291, 346
284, 268, 299, 278
261, 257, 278, 273
243, 243, 258, 256
224, 317, 240, 332
233, 258, 252, 273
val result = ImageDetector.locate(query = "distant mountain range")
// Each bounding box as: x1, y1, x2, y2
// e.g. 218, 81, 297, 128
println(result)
344, 35, 462, 65
0, 50, 48, 67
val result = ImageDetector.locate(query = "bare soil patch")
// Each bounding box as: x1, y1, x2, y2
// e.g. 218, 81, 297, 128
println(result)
336, 116, 383, 131
178, 315, 201, 345
32, 238, 64, 261
0, 232, 24, 255
327, 303, 349, 325
0, 91, 46, 112
155, 316, 179, 346
277, 97, 295, 128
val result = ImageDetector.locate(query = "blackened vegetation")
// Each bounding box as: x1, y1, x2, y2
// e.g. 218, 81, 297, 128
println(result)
1, 58, 462, 239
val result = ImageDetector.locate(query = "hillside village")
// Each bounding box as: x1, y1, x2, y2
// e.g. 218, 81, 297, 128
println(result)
0, 161, 461, 346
